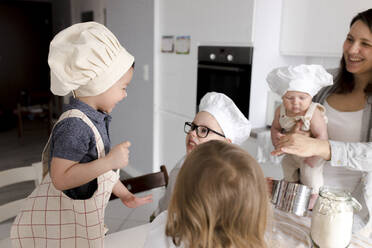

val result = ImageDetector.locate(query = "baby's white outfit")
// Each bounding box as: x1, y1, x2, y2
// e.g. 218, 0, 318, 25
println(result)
280, 102, 327, 194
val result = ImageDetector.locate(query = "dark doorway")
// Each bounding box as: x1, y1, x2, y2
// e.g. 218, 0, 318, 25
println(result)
0, 1, 52, 118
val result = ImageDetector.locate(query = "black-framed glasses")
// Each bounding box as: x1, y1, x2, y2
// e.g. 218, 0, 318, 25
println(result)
184, 122, 225, 138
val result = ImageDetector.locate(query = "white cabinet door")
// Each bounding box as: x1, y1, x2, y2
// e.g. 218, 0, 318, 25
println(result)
280, 0, 371, 57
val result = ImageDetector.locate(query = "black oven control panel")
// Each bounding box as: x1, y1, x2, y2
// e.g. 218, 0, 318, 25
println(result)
198, 46, 253, 65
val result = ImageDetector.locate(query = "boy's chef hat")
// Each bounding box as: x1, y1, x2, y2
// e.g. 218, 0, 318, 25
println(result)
199, 92, 251, 145
48, 22, 134, 97
266, 64, 333, 97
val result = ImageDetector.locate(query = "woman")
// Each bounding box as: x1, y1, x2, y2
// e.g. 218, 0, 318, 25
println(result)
272, 8, 372, 237
145, 140, 269, 248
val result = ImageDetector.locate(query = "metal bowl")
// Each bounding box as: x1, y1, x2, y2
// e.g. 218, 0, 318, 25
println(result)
271, 180, 312, 217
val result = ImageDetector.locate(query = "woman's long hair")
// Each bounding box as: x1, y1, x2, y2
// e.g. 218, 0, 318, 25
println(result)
335, 8, 372, 94
166, 140, 269, 248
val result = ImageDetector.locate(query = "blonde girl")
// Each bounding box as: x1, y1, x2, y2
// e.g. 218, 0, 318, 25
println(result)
145, 140, 269, 248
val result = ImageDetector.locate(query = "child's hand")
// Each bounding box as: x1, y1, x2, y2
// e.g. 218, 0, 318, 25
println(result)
106, 141, 131, 170
120, 193, 153, 208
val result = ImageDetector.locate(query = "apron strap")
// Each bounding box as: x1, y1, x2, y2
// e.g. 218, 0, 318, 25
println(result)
41, 109, 106, 177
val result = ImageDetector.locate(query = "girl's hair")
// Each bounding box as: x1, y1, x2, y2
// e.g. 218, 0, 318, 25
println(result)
166, 140, 269, 248
335, 8, 372, 94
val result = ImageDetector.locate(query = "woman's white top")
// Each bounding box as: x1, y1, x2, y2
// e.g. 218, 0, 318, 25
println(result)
323, 100, 367, 230
324, 100, 364, 143
323, 100, 364, 192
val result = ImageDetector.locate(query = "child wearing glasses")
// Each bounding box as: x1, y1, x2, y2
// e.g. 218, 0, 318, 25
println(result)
145, 140, 269, 248
153, 92, 251, 216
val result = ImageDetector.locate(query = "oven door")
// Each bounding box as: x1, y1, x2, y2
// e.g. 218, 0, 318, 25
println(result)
196, 62, 251, 118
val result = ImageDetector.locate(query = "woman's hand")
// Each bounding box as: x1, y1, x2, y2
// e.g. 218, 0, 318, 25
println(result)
120, 193, 153, 208
271, 133, 331, 161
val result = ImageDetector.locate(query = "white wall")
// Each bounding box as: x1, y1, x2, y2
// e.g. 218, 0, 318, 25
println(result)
106, 0, 155, 175
156, 0, 256, 171
248, 0, 339, 129
70, 0, 105, 24
249, 0, 306, 128
156, 0, 341, 170
70, 0, 342, 174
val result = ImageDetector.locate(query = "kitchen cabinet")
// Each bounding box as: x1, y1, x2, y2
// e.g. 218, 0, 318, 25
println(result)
280, 0, 371, 57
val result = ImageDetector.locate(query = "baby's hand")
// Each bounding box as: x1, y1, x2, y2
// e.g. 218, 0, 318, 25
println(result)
290, 121, 311, 137
106, 141, 131, 170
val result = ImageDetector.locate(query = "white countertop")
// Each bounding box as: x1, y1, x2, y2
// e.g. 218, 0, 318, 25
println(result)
104, 208, 372, 248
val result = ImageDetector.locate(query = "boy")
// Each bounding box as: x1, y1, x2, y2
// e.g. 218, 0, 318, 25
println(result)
11, 22, 151, 248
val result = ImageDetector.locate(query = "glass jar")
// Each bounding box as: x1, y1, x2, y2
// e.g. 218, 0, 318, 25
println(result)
310, 187, 362, 248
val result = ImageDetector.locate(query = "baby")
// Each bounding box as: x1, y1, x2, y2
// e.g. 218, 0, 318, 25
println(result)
267, 64, 333, 208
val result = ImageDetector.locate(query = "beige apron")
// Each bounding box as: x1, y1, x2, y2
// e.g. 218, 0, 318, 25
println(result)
11, 109, 119, 248
279, 102, 328, 132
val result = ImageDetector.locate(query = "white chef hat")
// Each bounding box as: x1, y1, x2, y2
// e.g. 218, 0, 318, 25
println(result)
266, 64, 333, 97
48, 22, 134, 97
199, 92, 251, 145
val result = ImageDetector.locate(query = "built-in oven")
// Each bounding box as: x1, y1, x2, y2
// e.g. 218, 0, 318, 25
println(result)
196, 46, 253, 119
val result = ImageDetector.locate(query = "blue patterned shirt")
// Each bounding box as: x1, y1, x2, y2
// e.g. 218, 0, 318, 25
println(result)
50, 98, 112, 199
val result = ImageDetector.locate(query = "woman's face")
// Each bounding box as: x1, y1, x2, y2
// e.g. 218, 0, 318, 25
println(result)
185, 111, 226, 154
343, 20, 372, 77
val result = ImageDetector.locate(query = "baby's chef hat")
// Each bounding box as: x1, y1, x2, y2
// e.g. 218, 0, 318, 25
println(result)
48, 22, 134, 97
199, 92, 251, 145
266, 64, 333, 97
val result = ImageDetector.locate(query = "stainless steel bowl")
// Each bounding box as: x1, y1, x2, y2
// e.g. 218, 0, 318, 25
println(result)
271, 180, 312, 217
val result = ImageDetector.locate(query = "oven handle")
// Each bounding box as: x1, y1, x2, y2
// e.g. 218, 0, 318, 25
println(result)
197, 64, 247, 72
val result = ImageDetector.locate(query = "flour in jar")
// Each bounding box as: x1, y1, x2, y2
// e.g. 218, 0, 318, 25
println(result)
310, 188, 357, 248
311, 211, 353, 248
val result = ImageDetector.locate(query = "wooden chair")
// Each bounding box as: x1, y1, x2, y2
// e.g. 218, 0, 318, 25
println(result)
110, 165, 168, 201
0, 162, 42, 223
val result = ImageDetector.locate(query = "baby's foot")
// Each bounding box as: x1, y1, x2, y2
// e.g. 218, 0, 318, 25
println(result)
308, 193, 318, 210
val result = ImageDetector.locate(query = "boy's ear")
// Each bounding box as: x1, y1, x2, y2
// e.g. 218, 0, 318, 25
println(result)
226, 138, 232, 143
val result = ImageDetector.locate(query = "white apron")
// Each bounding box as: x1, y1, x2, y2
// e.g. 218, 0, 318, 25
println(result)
11, 109, 119, 248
